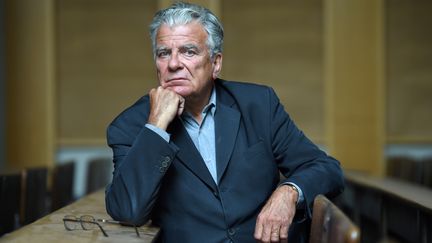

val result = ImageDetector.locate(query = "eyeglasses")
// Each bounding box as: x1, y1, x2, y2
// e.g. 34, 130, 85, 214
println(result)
63, 215, 140, 237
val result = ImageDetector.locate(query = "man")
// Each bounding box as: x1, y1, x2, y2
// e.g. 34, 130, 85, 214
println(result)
105, 2, 344, 243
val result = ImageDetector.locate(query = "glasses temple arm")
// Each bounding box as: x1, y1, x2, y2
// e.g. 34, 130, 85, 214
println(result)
134, 226, 141, 237
94, 222, 109, 237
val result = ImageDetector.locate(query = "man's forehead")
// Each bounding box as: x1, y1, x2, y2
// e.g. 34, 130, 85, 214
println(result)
156, 22, 207, 41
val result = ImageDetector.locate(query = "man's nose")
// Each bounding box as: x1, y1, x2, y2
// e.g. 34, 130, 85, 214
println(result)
168, 52, 183, 71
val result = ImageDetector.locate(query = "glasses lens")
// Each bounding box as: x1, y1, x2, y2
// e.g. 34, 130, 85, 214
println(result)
63, 215, 78, 230
80, 215, 96, 230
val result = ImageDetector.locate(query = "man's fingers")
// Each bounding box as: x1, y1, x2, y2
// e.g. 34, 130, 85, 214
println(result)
270, 226, 280, 242
254, 220, 263, 240
255, 214, 290, 243
279, 224, 289, 242
261, 223, 272, 242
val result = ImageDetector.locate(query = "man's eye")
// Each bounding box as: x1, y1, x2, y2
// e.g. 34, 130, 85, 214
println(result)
157, 51, 169, 58
183, 49, 197, 57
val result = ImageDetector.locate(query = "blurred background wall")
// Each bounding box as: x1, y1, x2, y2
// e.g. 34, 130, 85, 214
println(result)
1, 0, 432, 198
0, 0, 5, 168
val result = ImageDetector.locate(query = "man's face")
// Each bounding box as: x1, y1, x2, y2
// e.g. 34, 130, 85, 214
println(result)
155, 22, 222, 99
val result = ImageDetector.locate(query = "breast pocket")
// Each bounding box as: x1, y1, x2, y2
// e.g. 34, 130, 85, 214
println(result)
243, 141, 274, 167
244, 141, 269, 157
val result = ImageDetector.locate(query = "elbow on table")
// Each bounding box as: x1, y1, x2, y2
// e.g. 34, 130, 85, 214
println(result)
105, 191, 151, 226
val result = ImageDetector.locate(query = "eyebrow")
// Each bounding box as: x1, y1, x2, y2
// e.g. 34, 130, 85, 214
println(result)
156, 46, 169, 52
181, 44, 199, 50
156, 44, 200, 52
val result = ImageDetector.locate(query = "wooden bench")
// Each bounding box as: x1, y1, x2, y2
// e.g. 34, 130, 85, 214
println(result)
340, 171, 432, 243
310, 194, 360, 243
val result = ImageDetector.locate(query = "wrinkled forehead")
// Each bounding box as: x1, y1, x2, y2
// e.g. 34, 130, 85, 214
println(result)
157, 20, 206, 34
156, 22, 208, 44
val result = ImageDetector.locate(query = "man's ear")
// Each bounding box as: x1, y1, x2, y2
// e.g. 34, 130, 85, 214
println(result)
212, 53, 223, 79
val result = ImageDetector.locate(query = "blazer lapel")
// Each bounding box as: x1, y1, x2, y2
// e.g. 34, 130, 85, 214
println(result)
168, 118, 218, 192
215, 88, 241, 183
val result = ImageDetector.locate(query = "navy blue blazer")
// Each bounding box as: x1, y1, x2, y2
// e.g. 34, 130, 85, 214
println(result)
105, 79, 344, 243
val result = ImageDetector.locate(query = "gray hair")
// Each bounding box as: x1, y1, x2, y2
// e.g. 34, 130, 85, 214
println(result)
149, 2, 224, 59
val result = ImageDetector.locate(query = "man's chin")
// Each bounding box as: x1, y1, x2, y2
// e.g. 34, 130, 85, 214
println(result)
168, 87, 190, 97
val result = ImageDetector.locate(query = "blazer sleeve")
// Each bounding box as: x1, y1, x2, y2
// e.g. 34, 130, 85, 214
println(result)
268, 87, 344, 218
105, 121, 179, 225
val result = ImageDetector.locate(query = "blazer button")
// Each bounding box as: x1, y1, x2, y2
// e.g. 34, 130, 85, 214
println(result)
228, 228, 236, 236
213, 191, 219, 198
161, 156, 171, 167
162, 156, 171, 163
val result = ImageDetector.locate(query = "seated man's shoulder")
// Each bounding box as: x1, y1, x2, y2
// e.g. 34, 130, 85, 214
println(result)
109, 95, 150, 129
220, 79, 269, 90
218, 79, 273, 98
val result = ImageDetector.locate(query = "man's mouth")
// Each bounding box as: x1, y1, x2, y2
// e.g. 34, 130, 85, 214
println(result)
164, 78, 187, 87
167, 77, 187, 82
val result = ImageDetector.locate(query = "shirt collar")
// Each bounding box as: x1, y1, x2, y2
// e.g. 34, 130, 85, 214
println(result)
182, 87, 217, 120
203, 87, 217, 116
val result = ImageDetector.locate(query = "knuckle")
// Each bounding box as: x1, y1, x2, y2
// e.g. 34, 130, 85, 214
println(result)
256, 214, 265, 222
157, 86, 165, 93
268, 216, 281, 224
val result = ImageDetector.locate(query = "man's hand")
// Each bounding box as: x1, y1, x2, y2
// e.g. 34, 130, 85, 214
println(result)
254, 185, 298, 243
148, 86, 185, 130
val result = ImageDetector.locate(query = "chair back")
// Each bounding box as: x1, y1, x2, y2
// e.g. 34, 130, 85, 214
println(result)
86, 157, 113, 194
21, 167, 48, 225
387, 156, 422, 184
51, 162, 75, 211
309, 194, 360, 243
0, 171, 21, 236
421, 157, 432, 188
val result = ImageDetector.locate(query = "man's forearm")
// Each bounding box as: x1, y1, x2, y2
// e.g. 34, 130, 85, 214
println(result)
106, 126, 178, 225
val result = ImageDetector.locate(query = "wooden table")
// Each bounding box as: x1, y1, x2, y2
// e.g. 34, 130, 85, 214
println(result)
0, 190, 159, 243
